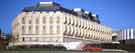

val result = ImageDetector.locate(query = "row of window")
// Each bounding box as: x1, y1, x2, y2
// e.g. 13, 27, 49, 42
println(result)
22, 17, 62, 24
20, 11, 111, 35
64, 25, 111, 41
21, 25, 62, 35
21, 12, 63, 25
64, 15, 112, 35
21, 37, 59, 42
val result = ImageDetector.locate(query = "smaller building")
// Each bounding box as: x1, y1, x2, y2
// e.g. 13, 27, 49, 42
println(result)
117, 28, 135, 52
118, 28, 135, 44
120, 28, 134, 40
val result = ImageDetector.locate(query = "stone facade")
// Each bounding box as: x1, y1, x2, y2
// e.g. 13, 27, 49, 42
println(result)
9, 2, 112, 46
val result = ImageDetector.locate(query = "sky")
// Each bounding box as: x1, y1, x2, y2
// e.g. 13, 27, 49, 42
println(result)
0, 0, 135, 33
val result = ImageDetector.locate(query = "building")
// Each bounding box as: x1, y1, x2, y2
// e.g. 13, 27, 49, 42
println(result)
119, 28, 135, 40
118, 28, 135, 44
9, 2, 112, 49
117, 28, 135, 51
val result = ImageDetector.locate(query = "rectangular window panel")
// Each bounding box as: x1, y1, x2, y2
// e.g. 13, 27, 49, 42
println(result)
50, 25, 53, 34
43, 17, 46, 24
29, 26, 32, 34
29, 20, 32, 24
57, 16, 60, 24
36, 18, 39, 24
22, 26, 25, 34
57, 25, 60, 34
50, 16, 53, 24
36, 26, 39, 34
42, 26, 46, 34
22, 17, 25, 24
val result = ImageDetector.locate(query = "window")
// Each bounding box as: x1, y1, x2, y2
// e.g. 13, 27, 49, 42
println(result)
68, 17, 71, 25
22, 37, 25, 41
70, 26, 74, 36
72, 27, 75, 36
80, 29, 83, 38
43, 17, 46, 24
65, 25, 70, 35
71, 17, 74, 25
29, 20, 32, 24
66, 17, 68, 24
36, 18, 39, 24
75, 18, 78, 27
25, 37, 30, 41
77, 28, 81, 37
50, 16, 53, 24
56, 16, 60, 24
31, 37, 38, 42
68, 26, 72, 36
77, 18, 81, 27
64, 26, 67, 35
57, 25, 60, 34
42, 26, 46, 34
75, 28, 79, 37
22, 17, 25, 24
73, 27, 77, 36
29, 26, 32, 34
35, 26, 39, 34
73, 18, 76, 26
64, 17, 67, 24
22, 26, 25, 34
89, 31, 92, 38
50, 25, 53, 34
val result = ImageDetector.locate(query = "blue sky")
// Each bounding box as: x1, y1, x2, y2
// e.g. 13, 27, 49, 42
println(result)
0, 0, 135, 33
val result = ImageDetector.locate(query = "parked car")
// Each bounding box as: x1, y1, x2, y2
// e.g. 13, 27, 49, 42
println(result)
81, 44, 103, 51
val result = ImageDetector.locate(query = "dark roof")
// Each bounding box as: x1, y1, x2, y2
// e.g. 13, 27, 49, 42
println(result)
22, 2, 100, 24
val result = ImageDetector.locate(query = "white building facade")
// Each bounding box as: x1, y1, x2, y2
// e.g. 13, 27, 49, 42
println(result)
119, 28, 135, 40
9, 2, 112, 47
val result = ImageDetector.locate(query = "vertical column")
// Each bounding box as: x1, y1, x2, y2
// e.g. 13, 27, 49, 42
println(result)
127, 29, 130, 40
121, 30, 123, 40
131, 28, 134, 39
124, 29, 127, 40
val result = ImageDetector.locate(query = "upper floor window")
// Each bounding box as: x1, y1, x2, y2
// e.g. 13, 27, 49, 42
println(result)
56, 16, 60, 24
64, 17, 67, 24
22, 26, 25, 34
36, 18, 39, 24
68, 17, 71, 25
22, 37, 25, 41
29, 20, 32, 24
50, 16, 53, 24
43, 17, 46, 24
42, 26, 46, 34
50, 25, 53, 34
29, 26, 32, 34
35, 26, 39, 34
57, 25, 60, 34
22, 17, 25, 24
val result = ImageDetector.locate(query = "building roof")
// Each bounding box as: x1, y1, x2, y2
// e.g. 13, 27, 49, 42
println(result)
22, 2, 100, 24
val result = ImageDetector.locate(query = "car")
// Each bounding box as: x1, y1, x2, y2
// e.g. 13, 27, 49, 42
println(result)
81, 44, 103, 51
